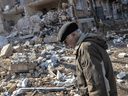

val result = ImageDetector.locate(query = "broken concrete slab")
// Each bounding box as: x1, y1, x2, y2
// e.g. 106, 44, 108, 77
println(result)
11, 53, 37, 73
0, 44, 13, 59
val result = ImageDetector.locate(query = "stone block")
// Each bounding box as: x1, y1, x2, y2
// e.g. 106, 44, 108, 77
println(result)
35, 38, 42, 44
44, 36, 58, 43
0, 44, 13, 58
11, 53, 37, 73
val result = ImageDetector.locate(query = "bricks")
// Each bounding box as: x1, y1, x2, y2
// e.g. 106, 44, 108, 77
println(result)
0, 44, 13, 58
35, 38, 42, 44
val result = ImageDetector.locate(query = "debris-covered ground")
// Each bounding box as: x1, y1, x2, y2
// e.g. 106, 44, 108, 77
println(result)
0, 8, 128, 96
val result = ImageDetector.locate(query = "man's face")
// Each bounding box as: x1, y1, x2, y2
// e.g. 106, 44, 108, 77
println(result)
64, 34, 76, 48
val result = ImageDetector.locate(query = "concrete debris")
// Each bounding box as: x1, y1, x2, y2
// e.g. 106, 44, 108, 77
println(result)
0, 2, 128, 96
116, 79, 124, 83
61, 56, 75, 60
117, 72, 126, 79
11, 53, 37, 73
40, 60, 52, 68
22, 78, 28, 88
45, 44, 55, 50
107, 50, 112, 55
57, 70, 63, 79
118, 53, 127, 58
0, 44, 13, 59
12, 88, 22, 96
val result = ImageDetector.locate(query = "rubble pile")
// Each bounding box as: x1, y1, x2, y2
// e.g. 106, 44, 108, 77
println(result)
105, 31, 128, 47
1, 2, 128, 95
10, 5, 72, 38
0, 36, 79, 95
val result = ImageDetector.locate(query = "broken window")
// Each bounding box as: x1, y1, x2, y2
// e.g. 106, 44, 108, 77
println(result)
76, 0, 84, 10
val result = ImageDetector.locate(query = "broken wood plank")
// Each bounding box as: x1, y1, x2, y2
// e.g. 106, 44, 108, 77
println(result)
31, 90, 37, 96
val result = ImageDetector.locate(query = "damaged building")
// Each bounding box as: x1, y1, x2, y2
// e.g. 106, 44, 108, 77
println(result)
0, 0, 127, 33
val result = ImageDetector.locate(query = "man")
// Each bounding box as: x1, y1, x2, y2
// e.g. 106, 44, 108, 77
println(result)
57, 22, 117, 96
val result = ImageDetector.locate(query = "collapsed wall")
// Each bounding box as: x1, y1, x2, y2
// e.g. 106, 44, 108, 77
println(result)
12, 4, 73, 38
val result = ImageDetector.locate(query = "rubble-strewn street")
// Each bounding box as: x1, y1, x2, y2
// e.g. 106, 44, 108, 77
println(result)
0, 0, 128, 95
0, 18, 128, 96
